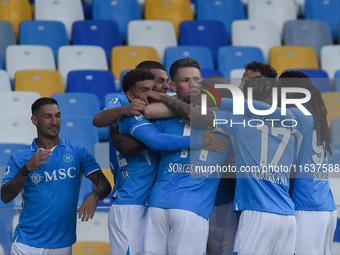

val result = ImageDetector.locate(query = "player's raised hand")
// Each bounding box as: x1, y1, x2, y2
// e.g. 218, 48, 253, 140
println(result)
202, 129, 228, 153
142, 91, 165, 104
25, 149, 51, 172
123, 99, 147, 116
77, 193, 99, 222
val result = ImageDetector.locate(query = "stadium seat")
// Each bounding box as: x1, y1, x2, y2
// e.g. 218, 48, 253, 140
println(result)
127, 20, 178, 64
330, 118, 340, 144
15, 70, 65, 97
328, 142, 340, 167
0, 70, 11, 92
0, 91, 41, 118
334, 70, 340, 92
285, 69, 332, 93
94, 142, 110, 169
196, 0, 246, 40
0, 116, 36, 144
321, 92, 340, 127
0, 21, 16, 66
269, 46, 319, 76
217, 46, 265, 79
110, 46, 159, 81
144, 0, 193, 37
6, 45, 56, 81
201, 69, 224, 79
67, 70, 117, 109
34, 0, 84, 41
247, 0, 296, 38
179, 20, 229, 63
72, 20, 122, 63
283, 20, 333, 60
19, 20, 69, 63
304, 0, 340, 41
231, 20, 281, 63
0, 143, 27, 167
320, 45, 340, 79
57, 45, 108, 88
0, 0, 32, 39
77, 175, 95, 207
164, 46, 214, 74
92, 0, 141, 43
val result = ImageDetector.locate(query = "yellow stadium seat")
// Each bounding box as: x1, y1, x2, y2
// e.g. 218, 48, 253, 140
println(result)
144, 0, 193, 37
270, 46, 319, 75
102, 168, 114, 188
110, 46, 159, 80
14, 70, 64, 97
321, 92, 340, 127
0, 0, 32, 39
72, 241, 110, 255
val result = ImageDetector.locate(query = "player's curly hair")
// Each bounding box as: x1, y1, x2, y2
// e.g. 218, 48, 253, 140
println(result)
279, 71, 331, 155
245, 61, 278, 79
122, 68, 155, 93
243, 75, 272, 102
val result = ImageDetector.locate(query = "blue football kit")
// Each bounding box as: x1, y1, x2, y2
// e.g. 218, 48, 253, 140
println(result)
2, 139, 100, 248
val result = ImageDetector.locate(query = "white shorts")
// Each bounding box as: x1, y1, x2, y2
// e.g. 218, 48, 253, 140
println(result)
233, 210, 296, 255
207, 202, 240, 255
108, 204, 147, 255
144, 207, 209, 255
11, 242, 71, 255
295, 210, 337, 255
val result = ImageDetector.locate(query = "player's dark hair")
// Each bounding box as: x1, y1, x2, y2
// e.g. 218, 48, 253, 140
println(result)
279, 71, 331, 155
169, 58, 201, 81
243, 75, 272, 102
136, 60, 166, 71
122, 68, 155, 93
31, 97, 58, 116
245, 61, 278, 79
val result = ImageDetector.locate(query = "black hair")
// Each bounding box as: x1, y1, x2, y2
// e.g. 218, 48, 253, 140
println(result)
245, 61, 278, 79
122, 68, 155, 93
169, 58, 201, 81
279, 71, 331, 155
31, 97, 58, 116
243, 75, 272, 102
135, 60, 166, 72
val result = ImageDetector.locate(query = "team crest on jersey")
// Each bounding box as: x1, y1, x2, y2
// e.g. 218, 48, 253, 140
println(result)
30, 172, 43, 185
134, 114, 144, 121
63, 154, 73, 163
3, 166, 10, 176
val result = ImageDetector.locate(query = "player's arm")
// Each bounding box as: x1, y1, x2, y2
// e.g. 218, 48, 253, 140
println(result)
143, 102, 176, 119
1, 149, 51, 203
93, 99, 147, 127
77, 170, 111, 222
110, 126, 147, 156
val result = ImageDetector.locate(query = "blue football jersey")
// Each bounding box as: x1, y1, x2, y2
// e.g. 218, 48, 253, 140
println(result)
148, 117, 232, 220
215, 109, 296, 216
2, 139, 100, 248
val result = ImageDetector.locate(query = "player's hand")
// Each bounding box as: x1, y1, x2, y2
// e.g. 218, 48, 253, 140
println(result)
77, 193, 99, 222
202, 129, 228, 153
142, 91, 165, 104
122, 99, 146, 116
25, 149, 51, 172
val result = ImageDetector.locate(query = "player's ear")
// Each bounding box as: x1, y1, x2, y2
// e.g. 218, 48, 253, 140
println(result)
169, 81, 176, 92
31, 116, 38, 126
125, 91, 134, 102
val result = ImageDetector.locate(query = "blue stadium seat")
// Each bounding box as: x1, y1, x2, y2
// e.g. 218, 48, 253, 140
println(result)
283, 20, 333, 60
179, 20, 229, 63
285, 69, 332, 93
334, 218, 340, 242
72, 20, 122, 63
164, 46, 215, 74
201, 69, 224, 79
92, 0, 141, 42
19, 20, 69, 63
196, 0, 245, 40
218, 46, 265, 79
52, 92, 109, 142
335, 70, 340, 92
304, 0, 340, 41
0, 21, 16, 67
67, 70, 117, 109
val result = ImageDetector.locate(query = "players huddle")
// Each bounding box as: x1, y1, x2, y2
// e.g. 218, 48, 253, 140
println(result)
1, 59, 337, 255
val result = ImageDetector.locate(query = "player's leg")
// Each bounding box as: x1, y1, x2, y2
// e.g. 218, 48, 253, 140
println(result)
295, 210, 337, 255
11, 242, 72, 255
108, 204, 147, 255
144, 207, 169, 255
207, 202, 239, 255
271, 214, 296, 255
168, 209, 209, 255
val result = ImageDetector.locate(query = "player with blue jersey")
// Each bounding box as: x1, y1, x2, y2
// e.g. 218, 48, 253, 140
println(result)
148, 75, 298, 255
1, 98, 111, 255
